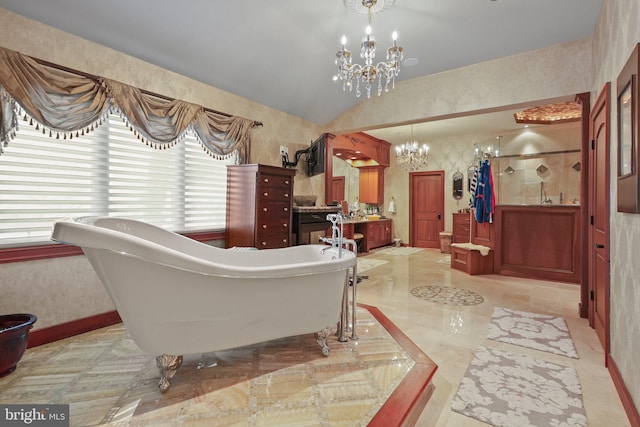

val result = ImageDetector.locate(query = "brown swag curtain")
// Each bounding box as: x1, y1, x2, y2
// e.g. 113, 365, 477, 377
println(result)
0, 47, 257, 162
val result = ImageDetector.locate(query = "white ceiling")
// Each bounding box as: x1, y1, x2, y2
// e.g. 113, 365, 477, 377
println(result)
0, 0, 602, 133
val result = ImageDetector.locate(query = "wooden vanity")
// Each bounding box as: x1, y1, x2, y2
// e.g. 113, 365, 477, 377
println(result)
327, 219, 393, 253
355, 219, 393, 252
449, 205, 581, 283
494, 205, 581, 283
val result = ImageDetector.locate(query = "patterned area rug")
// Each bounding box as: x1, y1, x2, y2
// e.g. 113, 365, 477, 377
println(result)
357, 258, 388, 273
487, 307, 578, 358
374, 246, 424, 256
452, 345, 587, 427
410, 285, 484, 306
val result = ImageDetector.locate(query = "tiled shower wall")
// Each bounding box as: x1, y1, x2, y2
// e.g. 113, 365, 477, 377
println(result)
493, 123, 581, 205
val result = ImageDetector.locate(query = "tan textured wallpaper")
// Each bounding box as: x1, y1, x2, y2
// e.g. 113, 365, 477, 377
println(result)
591, 0, 640, 413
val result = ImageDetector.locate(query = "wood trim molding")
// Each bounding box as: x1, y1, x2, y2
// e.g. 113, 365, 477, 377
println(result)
361, 303, 438, 427
0, 244, 83, 264
0, 230, 225, 264
607, 354, 640, 427
27, 311, 122, 348
575, 91, 591, 319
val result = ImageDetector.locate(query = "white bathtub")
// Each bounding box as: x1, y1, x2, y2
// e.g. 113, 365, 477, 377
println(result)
51, 216, 356, 391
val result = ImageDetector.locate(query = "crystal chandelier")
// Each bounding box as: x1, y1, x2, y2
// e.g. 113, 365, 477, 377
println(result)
335, 0, 404, 98
395, 125, 429, 171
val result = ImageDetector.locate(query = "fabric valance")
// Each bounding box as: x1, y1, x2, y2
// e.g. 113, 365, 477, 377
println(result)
0, 47, 260, 162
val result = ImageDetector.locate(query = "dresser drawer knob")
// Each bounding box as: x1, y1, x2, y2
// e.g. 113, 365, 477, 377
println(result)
264, 178, 269, 183
284, 193, 289, 198
261, 241, 267, 246
263, 207, 268, 212
263, 192, 269, 197
283, 223, 288, 228
282, 239, 287, 243
283, 207, 288, 212
284, 180, 289, 185
262, 225, 267, 229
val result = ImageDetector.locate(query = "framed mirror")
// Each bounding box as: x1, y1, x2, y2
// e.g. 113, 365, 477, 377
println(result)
453, 171, 464, 200
616, 43, 639, 213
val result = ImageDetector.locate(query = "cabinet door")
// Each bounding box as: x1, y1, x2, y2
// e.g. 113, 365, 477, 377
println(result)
384, 221, 392, 244
359, 167, 384, 204
359, 169, 372, 203
374, 169, 384, 205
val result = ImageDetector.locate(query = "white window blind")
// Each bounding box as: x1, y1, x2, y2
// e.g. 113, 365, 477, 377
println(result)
0, 113, 236, 247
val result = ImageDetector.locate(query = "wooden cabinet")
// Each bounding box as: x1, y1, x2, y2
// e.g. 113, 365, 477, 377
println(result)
359, 166, 385, 204
324, 132, 391, 206
225, 164, 294, 249
452, 212, 471, 243
377, 140, 391, 167
494, 205, 580, 283
355, 219, 392, 252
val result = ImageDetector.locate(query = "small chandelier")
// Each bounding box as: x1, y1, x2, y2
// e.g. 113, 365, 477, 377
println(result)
396, 125, 429, 171
335, 0, 404, 98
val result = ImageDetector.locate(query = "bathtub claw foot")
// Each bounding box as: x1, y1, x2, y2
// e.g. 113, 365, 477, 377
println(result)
156, 354, 183, 392
317, 327, 331, 357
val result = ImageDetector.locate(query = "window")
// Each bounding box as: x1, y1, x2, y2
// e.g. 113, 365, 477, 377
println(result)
0, 114, 236, 248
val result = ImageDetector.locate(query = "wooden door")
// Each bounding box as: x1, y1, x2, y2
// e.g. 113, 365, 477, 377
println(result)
331, 176, 345, 203
410, 171, 444, 248
589, 83, 610, 355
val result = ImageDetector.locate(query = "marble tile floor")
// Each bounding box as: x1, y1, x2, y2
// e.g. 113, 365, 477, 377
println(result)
1, 248, 631, 426
0, 304, 434, 426
357, 249, 630, 426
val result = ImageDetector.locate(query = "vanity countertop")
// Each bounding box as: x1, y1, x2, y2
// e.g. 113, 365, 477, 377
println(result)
343, 217, 391, 224
292, 205, 341, 213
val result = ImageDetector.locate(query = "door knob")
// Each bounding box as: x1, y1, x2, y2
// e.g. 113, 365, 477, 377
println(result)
595, 243, 605, 249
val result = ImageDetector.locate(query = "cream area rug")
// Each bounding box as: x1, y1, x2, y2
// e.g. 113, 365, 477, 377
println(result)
374, 246, 424, 256
487, 307, 578, 359
436, 255, 451, 264
357, 258, 388, 273
452, 345, 587, 427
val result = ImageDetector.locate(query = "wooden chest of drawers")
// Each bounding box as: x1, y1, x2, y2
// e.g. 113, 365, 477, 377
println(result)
452, 212, 471, 243
225, 164, 295, 249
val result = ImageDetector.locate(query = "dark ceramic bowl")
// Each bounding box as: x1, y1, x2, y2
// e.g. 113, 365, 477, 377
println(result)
0, 314, 37, 376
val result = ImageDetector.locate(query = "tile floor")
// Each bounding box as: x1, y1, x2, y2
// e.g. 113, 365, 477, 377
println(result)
356, 248, 630, 426
0, 248, 631, 426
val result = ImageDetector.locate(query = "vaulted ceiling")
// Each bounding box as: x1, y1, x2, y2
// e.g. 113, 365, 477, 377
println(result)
0, 0, 602, 130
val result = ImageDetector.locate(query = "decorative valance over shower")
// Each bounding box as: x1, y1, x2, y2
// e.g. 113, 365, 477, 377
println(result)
0, 47, 261, 162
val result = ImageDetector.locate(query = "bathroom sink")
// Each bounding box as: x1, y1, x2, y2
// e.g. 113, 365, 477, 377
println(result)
366, 214, 381, 221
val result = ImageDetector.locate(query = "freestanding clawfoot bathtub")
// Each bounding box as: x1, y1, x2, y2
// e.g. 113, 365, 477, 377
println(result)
51, 216, 356, 391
